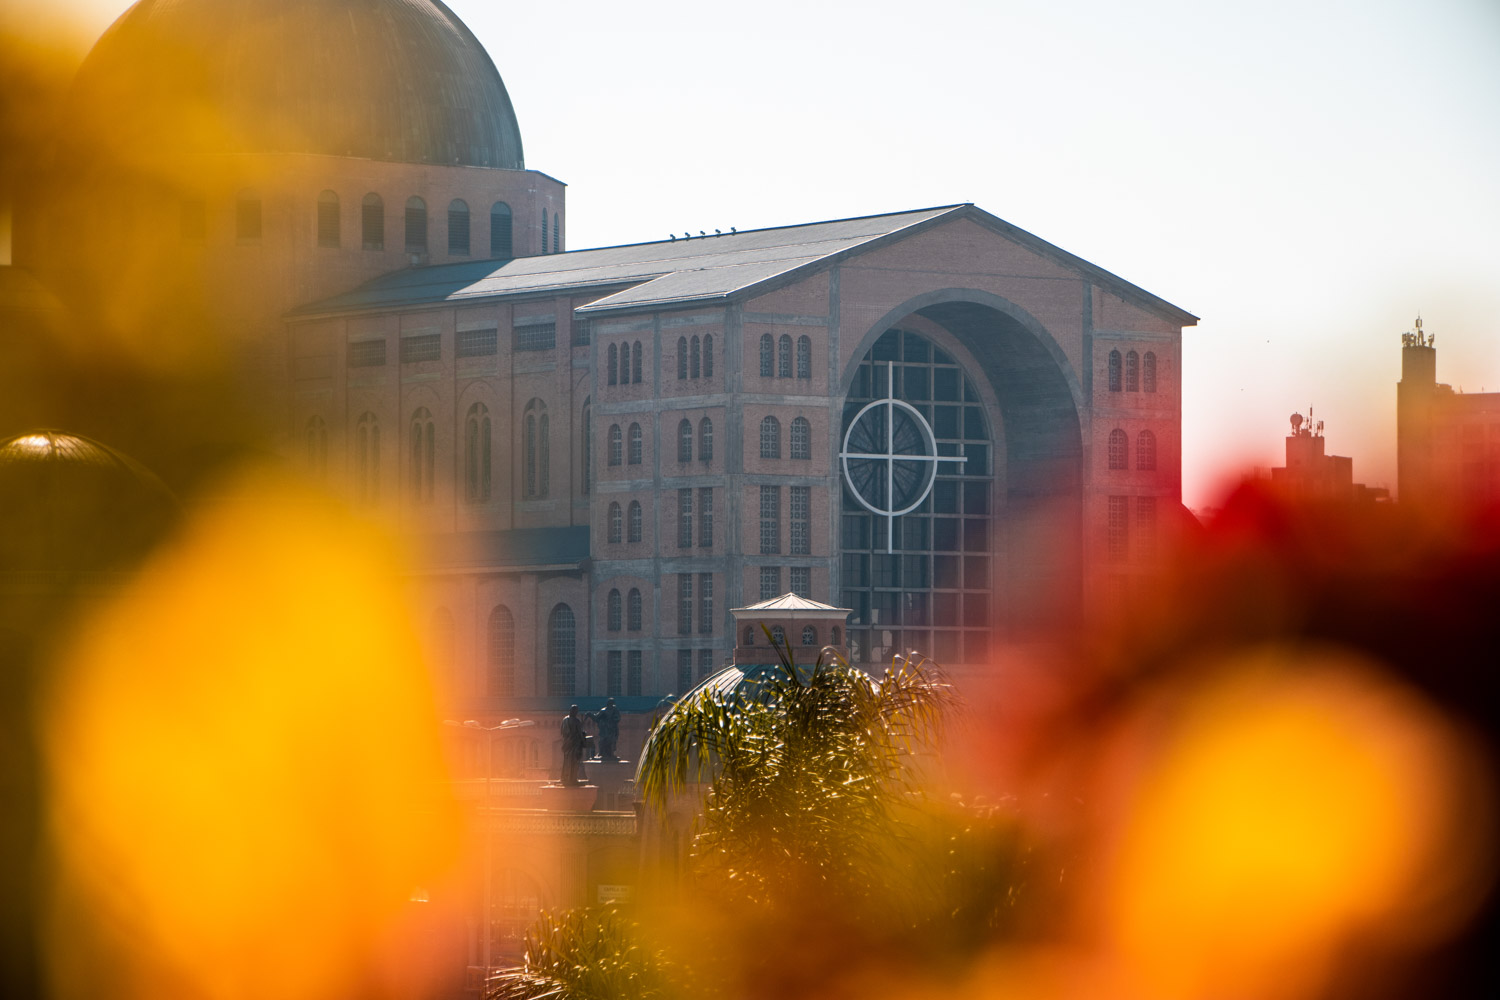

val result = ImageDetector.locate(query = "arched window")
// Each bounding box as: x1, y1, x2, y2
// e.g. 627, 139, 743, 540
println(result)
581, 400, 592, 495
627, 501, 642, 543
1108, 349, 1122, 392
778, 334, 792, 378
760, 334, 774, 377
802, 625, 817, 646
607, 343, 619, 386
447, 199, 470, 256
1143, 351, 1158, 393
831, 626, 841, 645
607, 589, 622, 631
627, 589, 642, 631
619, 341, 630, 384
524, 399, 548, 498
632, 340, 642, 383
355, 412, 380, 503
409, 407, 434, 502
760, 416, 781, 459
405, 196, 427, 253
361, 192, 384, 250
796, 335, 811, 379
236, 189, 261, 240
608, 424, 622, 466
490, 201, 513, 257
1137, 429, 1157, 471
542, 208, 549, 254
703, 335, 714, 378
305, 416, 327, 477
677, 337, 688, 380
771, 625, 785, 646
487, 605, 514, 697
1126, 350, 1140, 392
698, 418, 713, 462
790, 417, 811, 460
465, 402, 491, 502
690, 336, 701, 379
608, 502, 622, 543
1108, 428, 1129, 470
547, 604, 575, 696
316, 190, 339, 248
678, 419, 693, 462
627, 422, 642, 465
744, 625, 755, 646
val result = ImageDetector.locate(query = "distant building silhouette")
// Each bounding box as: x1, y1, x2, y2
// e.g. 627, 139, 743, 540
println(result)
1268, 410, 1387, 504
1397, 317, 1500, 505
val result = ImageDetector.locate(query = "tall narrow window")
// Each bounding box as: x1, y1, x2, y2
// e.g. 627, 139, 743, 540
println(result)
627, 422, 642, 465
760, 416, 780, 459
524, 399, 548, 497
607, 651, 622, 697
1126, 350, 1140, 392
487, 605, 514, 697
790, 417, 811, 460
607, 343, 618, 386
632, 340, 642, 383
1143, 351, 1158, 393
447, 199, 470, 256
1108, 428, 1129, 471
678, 574, 693, 635
699, 418, 713, 462
607, 589, 622, 631
678, 419, 693, 462
677, 337, 688, 380
678, 489, 693, 548
317, 190, 340, 248
405, 196, 427, 253
409, 407, 434, 503
553, 214, 560, 253
627, 651, 641, 696
621, 342, 632, 385
305, 416, 327, 478
790, 565, 811, 598
759, 566, 780, 600
778, 334, 792, 378
690, 336, 701, 379
1107, 496, 1129, 563
547, 604, 575, 696
698, 488, 713, 547
790, 485, 810, 555
1137, 496, 1158, 563
236, 190, 261, 240
1137, 429, 1157, 471
608, 502, 622, 543
698, 648, 714, 679
627, 589, 642, 631
677, 650, 693, 692
490, 201, 513, 257
541, 208, 549, 254
362, 192, 384, 250
698, 573, 713, 634
760, 334, 774, 377
465, 402, 491, 501
703, 335, 714, 378
582, 401, 592, 495
606, 424, 621, 466
627, 501, 642, 543
1108, 349, 1122, 392
355, 412, 380, 503
760, 485, 780, 554
796, 335, 811, 379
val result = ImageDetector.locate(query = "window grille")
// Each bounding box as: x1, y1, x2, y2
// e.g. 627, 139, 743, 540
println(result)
542, 208, 548, 253
447, 199, 470, 256
1108, 428, 1128, 470
348, 340, 386, 368
790, 486, 810, 555
802, 625, 817, 646
1107, 496, 1129, 563
699, 574, 713, 634
628, 501, 642, 543
760, 566, 781, 600
619, 342, 630, 383
405, 196, 426, 253
608, 344, 618, 385
553, 214, 560, 253
628, 589, 642, 631
678, 419, 693, 462
607, 589, 622, 631
400, 334, 441, 363
524, 402, 549, 498
1126, 350, 1140, 392
627, 651, 642, 696
409, 408, 435, 503
678, 649, 693, 692
487, 605, 514, 696
760, 485, 780, 554
678, 489, 693, 548
572, 319, 590, 346
690, 336, 701, 379
1108, 349, 1122, 392
703, 335, 714, 378
790, 417, 811, 460
515, 323, 555, 352
317, 190, 339, 247
627, 423, 642, 465
790, 565, 811, 598
608, 503, 622, 543
760, 416, 780, 459
632, 340, 642, 383
678, 574, 693, 634
608, 424, 622, 466
607, 650, 622, 696
699, 419, 713, 462
1137, 430, 1157, 471
796, 335, 811, 379
698, 488, 713, 547
465, 403, 491, 502
490, 201, 512, 257
698, 648, 714, 680
1143, 351, 1158, 393
457, 328, 497, 357
547, 604, 575, 696
677, 337, 688, 380
362, 193, 384, 250
760, 334, 774, 377
1137, 496, 1158, 562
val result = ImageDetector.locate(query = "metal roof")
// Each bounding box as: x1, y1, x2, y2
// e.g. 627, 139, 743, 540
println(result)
291, 204, 1198, 326
733, 592, 853, 615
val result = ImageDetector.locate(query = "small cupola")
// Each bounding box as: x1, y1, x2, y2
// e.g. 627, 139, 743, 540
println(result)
731, 593, 852, 667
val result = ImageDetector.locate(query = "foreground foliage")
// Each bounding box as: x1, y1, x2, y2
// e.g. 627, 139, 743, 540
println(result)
484, 905, 680, 1000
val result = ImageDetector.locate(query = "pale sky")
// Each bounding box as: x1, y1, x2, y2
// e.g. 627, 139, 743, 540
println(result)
20, 0, 1500, 508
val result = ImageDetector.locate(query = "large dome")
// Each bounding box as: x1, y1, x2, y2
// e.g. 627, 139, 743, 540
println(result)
70, 0, 524, 169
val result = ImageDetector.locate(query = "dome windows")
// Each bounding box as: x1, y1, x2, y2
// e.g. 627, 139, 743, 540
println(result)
405, 197, 427, 254
491, 202, 513, 257
448, 199, 470, 256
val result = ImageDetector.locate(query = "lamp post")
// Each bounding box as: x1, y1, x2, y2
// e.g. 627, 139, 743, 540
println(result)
441, 718, 535, 979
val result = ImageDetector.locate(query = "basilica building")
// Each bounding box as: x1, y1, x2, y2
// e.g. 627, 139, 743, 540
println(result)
16, 0, 1196, 719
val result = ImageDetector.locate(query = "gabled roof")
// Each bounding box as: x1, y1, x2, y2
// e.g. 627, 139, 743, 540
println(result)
291, 204, 1197, 325
732, 593, 853, 616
